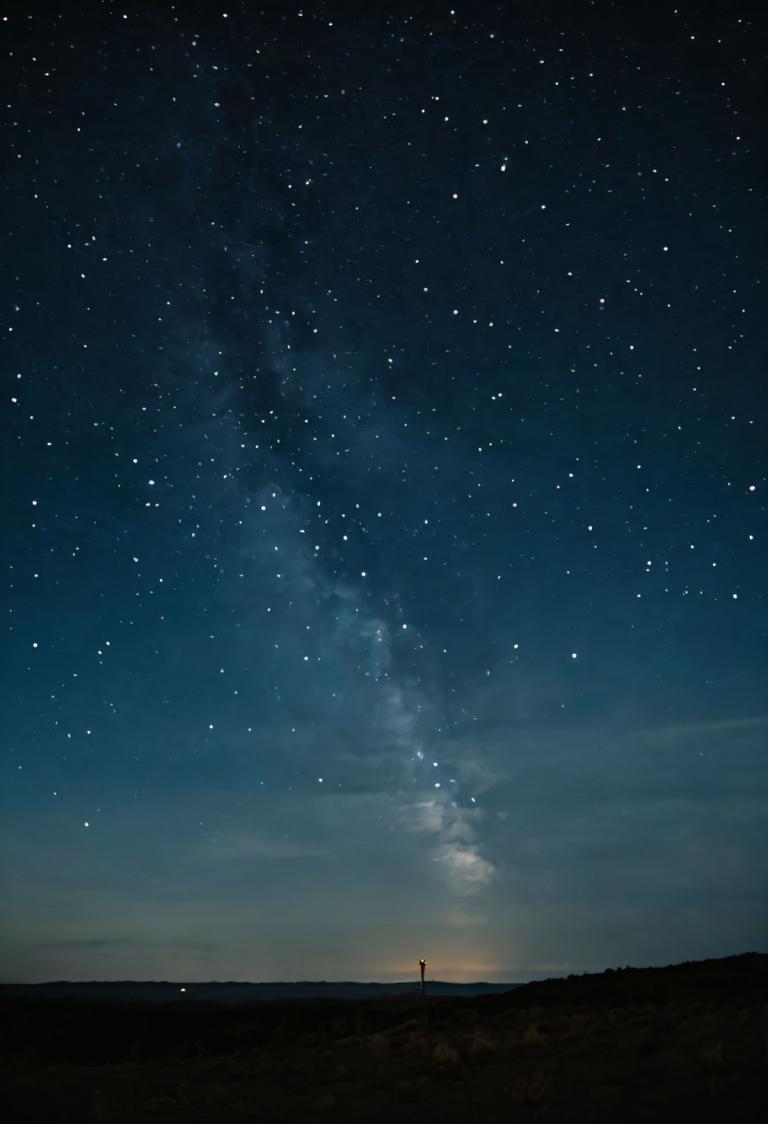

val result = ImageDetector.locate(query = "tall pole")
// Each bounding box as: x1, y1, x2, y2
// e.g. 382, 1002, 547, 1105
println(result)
419, 958, 426, 997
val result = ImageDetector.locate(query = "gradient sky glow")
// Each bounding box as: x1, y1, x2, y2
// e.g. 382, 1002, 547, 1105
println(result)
2, 2, 766, 983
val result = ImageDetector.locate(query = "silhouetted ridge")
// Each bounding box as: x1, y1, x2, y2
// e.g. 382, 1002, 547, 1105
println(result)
475, 952, 767, 1014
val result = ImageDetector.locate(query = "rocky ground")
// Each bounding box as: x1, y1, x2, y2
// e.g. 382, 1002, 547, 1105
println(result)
2, 953, 765, 1123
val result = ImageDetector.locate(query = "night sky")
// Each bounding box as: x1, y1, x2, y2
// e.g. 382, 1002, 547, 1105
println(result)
3, 2, 766, 985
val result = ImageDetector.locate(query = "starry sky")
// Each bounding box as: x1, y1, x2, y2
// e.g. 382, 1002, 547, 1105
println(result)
2, 2, 766, 984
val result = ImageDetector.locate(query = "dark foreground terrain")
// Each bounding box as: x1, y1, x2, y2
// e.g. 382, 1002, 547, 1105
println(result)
2, 953, 765, 1123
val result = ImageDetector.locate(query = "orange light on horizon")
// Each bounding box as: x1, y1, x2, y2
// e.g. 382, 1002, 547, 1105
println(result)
378, 962, 507, 983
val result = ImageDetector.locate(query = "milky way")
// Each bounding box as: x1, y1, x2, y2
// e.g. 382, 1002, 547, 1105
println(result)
3, 3, 766, 982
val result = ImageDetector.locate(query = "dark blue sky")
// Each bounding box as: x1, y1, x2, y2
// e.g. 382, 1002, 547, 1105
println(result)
2, 2, 766, 983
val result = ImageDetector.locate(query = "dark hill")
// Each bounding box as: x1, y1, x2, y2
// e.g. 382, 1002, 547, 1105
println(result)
0, 978, 519, 1004
477, 950, 768, 1012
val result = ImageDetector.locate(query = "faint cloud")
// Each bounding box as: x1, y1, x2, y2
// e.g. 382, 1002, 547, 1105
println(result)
37, 937, 215, 952
37, 937, 136, 950
629, 714, 768, 743
213, 834, 329, 861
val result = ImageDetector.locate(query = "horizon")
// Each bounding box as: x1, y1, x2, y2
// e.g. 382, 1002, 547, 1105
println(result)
3, 1, 766, 983
5, 948, 762, 989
